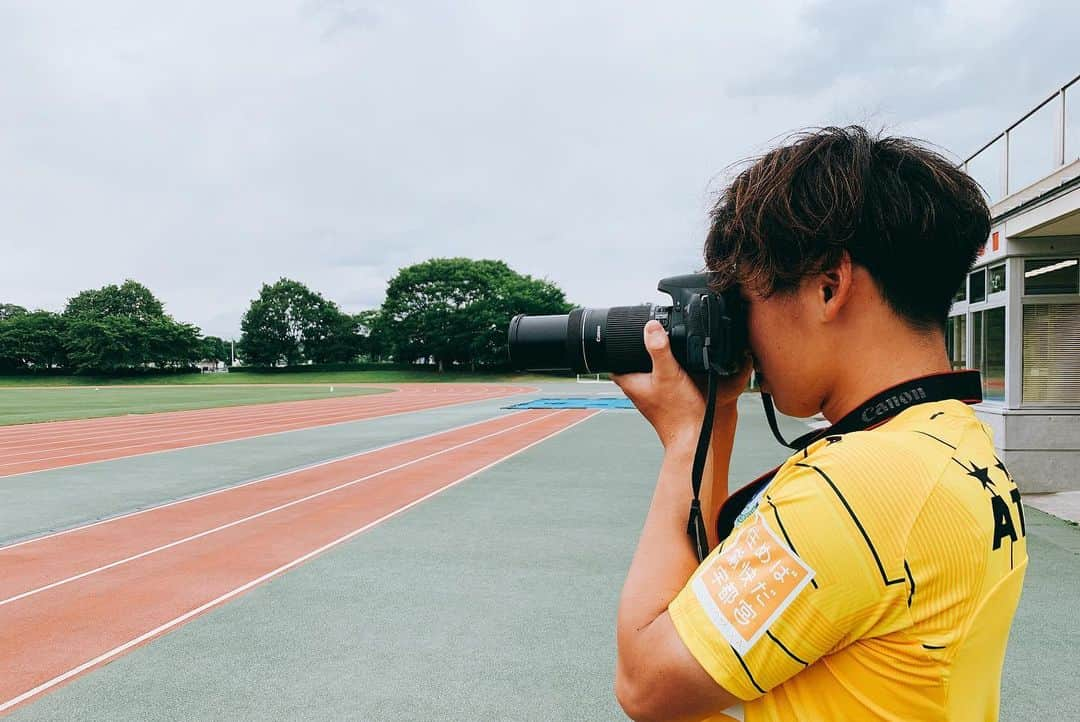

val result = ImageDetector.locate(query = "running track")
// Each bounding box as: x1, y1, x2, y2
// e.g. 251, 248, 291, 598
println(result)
0, 384, 535, 477
0, 408, 598, 713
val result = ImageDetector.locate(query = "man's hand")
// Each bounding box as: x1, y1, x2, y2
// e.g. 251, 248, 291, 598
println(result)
612, 320, 750, 451
612, 319, 749, 719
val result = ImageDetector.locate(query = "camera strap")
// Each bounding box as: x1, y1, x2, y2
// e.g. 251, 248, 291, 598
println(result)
759, 369, 983, 449
686, 370, 719, 562
687, 369, 983, 562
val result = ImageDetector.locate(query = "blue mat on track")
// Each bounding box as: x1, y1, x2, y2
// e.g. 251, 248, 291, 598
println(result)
505, 397, 635, 410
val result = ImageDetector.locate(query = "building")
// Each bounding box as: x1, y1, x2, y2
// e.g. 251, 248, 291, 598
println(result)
949, 73, 1080, 492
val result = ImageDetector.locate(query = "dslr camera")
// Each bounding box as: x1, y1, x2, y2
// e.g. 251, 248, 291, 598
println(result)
507, 273, 747, 376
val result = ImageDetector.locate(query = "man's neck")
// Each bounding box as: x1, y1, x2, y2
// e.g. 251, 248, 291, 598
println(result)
820, 328, 952, 423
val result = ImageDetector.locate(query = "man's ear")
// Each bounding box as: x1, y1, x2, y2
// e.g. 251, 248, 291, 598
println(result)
820, 251, 854, 321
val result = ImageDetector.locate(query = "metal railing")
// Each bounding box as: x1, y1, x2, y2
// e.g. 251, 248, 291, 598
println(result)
963, 73, 1080, 204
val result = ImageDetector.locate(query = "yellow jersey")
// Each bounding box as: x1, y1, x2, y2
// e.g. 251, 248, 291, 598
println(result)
669, 399, 1028, 722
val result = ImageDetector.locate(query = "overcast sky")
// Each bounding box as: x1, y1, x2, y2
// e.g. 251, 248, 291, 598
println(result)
1, 1, 1077, 338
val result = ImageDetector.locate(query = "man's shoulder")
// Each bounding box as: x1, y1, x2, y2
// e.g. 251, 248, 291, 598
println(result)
786, 400, 983, 484
767, 401, 985, 539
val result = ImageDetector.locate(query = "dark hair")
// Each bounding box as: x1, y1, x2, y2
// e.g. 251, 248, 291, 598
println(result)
704, 126, 991, 330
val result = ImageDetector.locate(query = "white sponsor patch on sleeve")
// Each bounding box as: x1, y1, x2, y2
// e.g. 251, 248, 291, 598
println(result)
715, 703, 746, 721
691, 512, 815, 655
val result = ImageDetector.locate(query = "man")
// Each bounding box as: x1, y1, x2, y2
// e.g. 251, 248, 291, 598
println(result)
612, 127, 1027, 722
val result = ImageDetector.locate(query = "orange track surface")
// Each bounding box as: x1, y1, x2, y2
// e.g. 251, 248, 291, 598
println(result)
0, 408, 597, 712
0, 383, 535, 477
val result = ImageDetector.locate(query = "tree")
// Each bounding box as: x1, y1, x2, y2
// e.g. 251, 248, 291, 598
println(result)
64, 280, 165, 323
238, 278, 359, 366
0, 311, 69, 369
63, 316, 146, 371
306, 311, 363, 364
354, 309, 389, 361
145, 318, 201, 368
379, 258, 572, 371
0, 304, 28, 321
199, 336, 232, 364
62, 280, 200, 372
0, 307, 30, 371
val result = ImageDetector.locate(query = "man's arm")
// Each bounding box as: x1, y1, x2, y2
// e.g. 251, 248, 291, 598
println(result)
612, 321, 747, 720
614, 439, 742, 721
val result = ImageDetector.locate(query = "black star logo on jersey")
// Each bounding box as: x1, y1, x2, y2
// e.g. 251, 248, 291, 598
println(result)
967, 464, 995, 492
952, 457, 997, 494
994, 456, 1012, 481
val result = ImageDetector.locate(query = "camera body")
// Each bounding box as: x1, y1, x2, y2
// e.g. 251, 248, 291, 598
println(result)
507, 273, 746, 376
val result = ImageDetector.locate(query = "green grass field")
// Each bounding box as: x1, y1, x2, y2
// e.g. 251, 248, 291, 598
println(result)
0, 370, 560, 388
0, 385, 392, 426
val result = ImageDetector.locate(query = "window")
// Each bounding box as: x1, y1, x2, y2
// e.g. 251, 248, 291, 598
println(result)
1023, 303, 1080, 403
989, 264, 1006, 294
969, 269, 987, 303
946, 315, 966, 370
952, 283, 967, 304
1024, 258, 1079, 295
972, 307, 1005, 401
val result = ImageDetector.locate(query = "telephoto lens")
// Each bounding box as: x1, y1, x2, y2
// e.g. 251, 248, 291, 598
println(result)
507, 273, 746, 376
508, 305, 657, 374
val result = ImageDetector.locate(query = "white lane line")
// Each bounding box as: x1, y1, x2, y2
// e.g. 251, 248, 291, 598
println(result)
0, 410, 599, 714
0, 386, 540, 470
0, 395, 438, 456
0, 395, 502, 464
0, 384, 533, 440
0, 384, 537, 453
0, 404, 542, 553
0, 411, 566, 608
0, 386, 539, 481
0, 385, 538, 454
0, 383, 444, 437
0, 389, 409, 441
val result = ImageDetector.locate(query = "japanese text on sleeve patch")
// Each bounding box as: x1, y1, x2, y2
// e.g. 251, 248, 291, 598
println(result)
691, 512, 815, 655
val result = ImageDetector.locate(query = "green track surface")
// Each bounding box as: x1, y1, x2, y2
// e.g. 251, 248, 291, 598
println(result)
0, 395, 534, 546
7, 390, 1074, 720
0, 385, 390, 426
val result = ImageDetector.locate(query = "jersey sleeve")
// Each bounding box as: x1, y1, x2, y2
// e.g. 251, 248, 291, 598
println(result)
668, 455, 910, 700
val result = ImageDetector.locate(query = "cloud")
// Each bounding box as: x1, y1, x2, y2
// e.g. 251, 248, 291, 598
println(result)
0, 1, 1076, 338
728, 0, 1079, 154
303, 0, 381, 39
